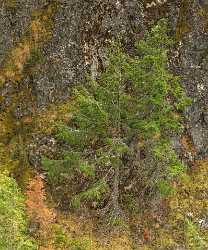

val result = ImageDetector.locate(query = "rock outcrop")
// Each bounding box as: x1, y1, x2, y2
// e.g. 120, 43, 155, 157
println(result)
0, 0, 207, 157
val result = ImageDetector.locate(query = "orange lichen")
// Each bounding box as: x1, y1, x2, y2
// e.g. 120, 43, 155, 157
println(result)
0, 2, 57, 85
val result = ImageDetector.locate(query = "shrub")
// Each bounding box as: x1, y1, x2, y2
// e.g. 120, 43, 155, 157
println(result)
25, 174, 56, 248
185, 219, 207, 250
0, 173, 37, 250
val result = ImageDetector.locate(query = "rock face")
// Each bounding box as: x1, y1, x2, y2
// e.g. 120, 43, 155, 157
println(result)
0, 0, 48, 64
0, 0, 207, 157
171, 0, 208, 156
34, 0, 144, 106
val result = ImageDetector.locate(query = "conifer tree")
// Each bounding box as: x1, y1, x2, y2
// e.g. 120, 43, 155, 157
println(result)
42, 19, 190, 218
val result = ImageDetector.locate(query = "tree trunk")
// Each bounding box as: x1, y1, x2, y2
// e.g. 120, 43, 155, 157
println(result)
111, 165, 121, 217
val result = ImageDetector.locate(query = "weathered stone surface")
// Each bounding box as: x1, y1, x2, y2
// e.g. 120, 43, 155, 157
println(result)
170, 0, 208, 156
0, 0, 207, 157
0, 0, 48, 63
33, 0, 144, 106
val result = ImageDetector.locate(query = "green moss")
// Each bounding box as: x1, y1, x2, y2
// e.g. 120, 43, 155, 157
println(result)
69, 238, 91, 250
0, 113, 15, 143
24, 48, 44, 70
149, 161, 208, 249
52, 224, 91, 250
12, 134, 33, 189
0, 93, 35, 187
185, 219, 207, 250
52, 224, 69, 248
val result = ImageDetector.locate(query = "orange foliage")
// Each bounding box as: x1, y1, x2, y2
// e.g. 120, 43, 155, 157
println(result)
143, 227, 151, 242
181, 135, 197, 155
25, 174, 56, 231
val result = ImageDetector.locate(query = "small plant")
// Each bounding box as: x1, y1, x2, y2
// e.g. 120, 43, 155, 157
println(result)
150, 161, 208, 249
123, 194, 139, 214
52, 225, 69, 249
68, 238, 91, 250
185, 219, 207, 250
52, 225, 90, 250
157, 180, 174, 197
71, 180, 108, 209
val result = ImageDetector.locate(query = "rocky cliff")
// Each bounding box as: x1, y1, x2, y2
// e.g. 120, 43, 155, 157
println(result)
0, 0, 207, 159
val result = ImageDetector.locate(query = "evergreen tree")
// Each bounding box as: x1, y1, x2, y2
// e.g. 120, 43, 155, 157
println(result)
42, 19, 190, 218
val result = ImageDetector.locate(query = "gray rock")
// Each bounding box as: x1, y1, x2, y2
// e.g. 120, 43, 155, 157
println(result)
0, 0, 207, 158
171, 1, 208, 156
0, 0, 48, 63
33, 0, 144, 107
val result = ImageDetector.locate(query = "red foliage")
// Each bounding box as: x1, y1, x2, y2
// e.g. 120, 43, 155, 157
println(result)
25, 174, 56, 230
143, 227, 151, 242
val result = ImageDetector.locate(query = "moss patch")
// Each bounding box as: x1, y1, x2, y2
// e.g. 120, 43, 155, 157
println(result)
147, 160, 208, 249
48, 214, 133, 250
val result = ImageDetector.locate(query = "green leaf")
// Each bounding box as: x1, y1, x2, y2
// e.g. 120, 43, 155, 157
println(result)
79, 162, 95, 177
